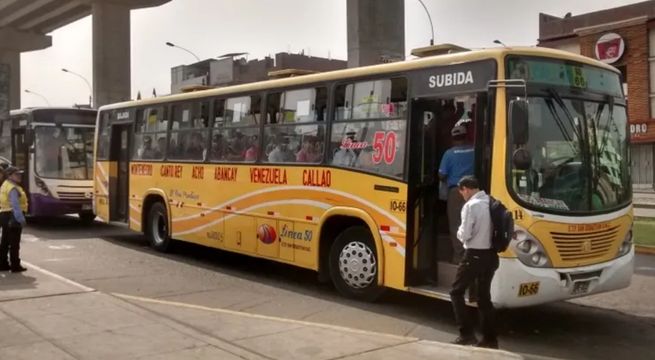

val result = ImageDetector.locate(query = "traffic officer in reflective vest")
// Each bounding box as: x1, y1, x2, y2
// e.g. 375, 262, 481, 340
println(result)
0, 166, 28, 272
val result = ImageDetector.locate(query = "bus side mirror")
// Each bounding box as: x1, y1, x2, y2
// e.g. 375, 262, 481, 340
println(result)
509, 99, 529, 145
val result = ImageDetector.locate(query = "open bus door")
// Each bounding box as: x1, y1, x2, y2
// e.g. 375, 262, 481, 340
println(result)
10, 128, 30, 195
108, 123, 130, 222
406, 93, 489, 297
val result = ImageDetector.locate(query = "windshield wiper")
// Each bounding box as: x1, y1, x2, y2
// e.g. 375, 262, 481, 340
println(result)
596, 96, 615, 159
545, 88, 584, 142
544, 98, 579, 156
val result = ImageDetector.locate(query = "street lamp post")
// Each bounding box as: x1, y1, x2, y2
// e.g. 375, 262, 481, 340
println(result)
417, 0, 435, 46
61, 68, 92, 107
165, 41, 201, 62
24, 89, 51, 106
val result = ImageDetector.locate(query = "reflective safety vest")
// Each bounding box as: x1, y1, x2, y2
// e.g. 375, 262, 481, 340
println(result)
0, 181, 28, 213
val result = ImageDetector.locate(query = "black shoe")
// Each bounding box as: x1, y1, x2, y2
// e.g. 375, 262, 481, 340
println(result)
451, 336, 478, 346
10, 265, 27, 273
476, 338, 499, 349
0, 263, 10, 271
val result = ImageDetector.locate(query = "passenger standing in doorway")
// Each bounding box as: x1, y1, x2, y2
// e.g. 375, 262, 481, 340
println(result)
0, 166, 28, 272
439, 125, 474, 264
450, 176, 499, 349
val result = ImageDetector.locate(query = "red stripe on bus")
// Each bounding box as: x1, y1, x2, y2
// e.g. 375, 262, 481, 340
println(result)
380, 225, 390, 231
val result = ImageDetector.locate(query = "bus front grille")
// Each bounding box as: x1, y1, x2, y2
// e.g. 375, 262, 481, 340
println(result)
57, 192, 87, 200
550, 226, 620, 262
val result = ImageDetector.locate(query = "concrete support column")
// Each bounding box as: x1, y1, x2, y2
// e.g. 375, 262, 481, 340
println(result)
92, 1, 131, 107
0, 51, 20, 110
347, 0, 405, 68
0, 27, 51, 111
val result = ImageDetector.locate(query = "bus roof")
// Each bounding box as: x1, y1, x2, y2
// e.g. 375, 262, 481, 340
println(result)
10, 107, 97, 117
99, 46, 621, 112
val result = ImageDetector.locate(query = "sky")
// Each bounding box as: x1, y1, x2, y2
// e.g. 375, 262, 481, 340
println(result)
18, 0, 646, 108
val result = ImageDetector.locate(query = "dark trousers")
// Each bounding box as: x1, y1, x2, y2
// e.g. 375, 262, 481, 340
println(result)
0, 212, 23, 268
450, 249, 499, 340
447, 187, 465, 263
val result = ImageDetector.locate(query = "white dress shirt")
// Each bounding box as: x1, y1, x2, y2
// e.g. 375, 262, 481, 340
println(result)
457, 190, 493, 250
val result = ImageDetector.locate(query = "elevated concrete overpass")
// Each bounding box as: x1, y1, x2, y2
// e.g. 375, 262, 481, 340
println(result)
0, 0, 404, 111
0, 0, 170, 109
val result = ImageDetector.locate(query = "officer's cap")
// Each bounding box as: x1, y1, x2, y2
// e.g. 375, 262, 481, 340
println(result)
4, 166, 24, 176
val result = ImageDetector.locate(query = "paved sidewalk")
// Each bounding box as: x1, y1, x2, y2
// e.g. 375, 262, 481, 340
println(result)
0, 263, 521, 360
634, 192, 655, 209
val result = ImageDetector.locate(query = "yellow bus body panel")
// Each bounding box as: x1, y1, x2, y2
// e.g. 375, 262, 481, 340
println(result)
127, 163, 408, 290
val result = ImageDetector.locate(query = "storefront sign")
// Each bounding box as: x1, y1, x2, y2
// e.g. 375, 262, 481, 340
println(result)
594, 33, 625, 64
630, 121, 655, 143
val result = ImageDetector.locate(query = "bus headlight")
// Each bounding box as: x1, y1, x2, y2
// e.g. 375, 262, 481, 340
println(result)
512, 226, 552, 268
34, 176, 53, 197
617, 228, 633, 257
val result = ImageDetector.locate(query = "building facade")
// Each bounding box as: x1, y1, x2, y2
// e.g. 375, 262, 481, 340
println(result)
538, 0, 655, 189
171, 53, 347, 94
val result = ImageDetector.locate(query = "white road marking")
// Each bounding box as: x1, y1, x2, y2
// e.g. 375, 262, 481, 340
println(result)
47, 244, 75, 250
22, 234, 40, 242
113, 292, 412, 341
23, 261, 95, 292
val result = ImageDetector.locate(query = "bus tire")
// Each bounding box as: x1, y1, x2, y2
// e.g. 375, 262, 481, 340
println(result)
329, 226, 385, 302
147, 202, 172, 252
78, 211, 96, 225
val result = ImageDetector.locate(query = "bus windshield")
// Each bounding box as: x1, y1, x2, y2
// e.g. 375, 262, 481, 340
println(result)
34, 126, 94, 180
506, 57, 630, 213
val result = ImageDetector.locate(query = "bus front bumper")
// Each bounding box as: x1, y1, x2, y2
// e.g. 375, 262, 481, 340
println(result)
30, 194, 93, 217
491, 248, 634, 308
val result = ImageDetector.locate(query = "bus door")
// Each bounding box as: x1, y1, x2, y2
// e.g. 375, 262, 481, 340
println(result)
407, 94, 484, 289
407, 98, 440, 286
109, 123, 131, 222
11, 128, 30, 194
11, 128, 28, 169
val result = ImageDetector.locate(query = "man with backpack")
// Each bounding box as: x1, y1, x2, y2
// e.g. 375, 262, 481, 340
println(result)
449, 176, 501, 349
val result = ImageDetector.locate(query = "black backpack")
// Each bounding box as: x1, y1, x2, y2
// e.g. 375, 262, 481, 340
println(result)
489, 196, 514, 253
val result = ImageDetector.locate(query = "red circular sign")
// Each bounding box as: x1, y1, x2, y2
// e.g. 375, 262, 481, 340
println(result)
257, 224, 277, 244
594, 33, 625, 64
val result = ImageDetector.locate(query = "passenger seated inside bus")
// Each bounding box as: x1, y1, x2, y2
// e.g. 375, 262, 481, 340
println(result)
138, 135, 157, 159
296, 136, 321, 163
209, 133, 226, 161
332, 132, 358, 167
226, 129, 246, 161
155, 137, 166, 158
186, 132, 205, 160
268, 136, 295, 163
244, 135, 259, 162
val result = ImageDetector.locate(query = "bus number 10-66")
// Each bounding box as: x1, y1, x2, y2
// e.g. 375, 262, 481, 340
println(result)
390, 200, 406, 213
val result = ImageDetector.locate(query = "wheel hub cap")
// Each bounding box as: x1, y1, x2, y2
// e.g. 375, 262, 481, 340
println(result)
338, 241, 376, 289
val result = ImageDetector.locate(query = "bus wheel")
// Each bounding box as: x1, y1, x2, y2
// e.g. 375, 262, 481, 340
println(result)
329, 226, 385, 301
78, 211, 96, 225
147, 202, 171, 252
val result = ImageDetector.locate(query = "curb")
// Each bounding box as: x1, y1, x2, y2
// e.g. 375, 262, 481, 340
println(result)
635, 245, 655, 256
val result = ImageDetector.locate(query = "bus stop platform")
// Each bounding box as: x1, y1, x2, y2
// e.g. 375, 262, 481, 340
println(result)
0, 263, 522, 360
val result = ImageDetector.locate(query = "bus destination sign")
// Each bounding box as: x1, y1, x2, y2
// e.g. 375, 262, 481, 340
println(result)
413, 60, 496, 97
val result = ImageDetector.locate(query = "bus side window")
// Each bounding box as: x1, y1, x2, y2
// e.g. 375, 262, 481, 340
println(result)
132, 106, 167, 161
330, 78, 408, 178
264, 87, 327, 164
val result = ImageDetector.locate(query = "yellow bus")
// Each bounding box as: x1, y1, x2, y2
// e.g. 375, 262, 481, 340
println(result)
93, 47, 633, 307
